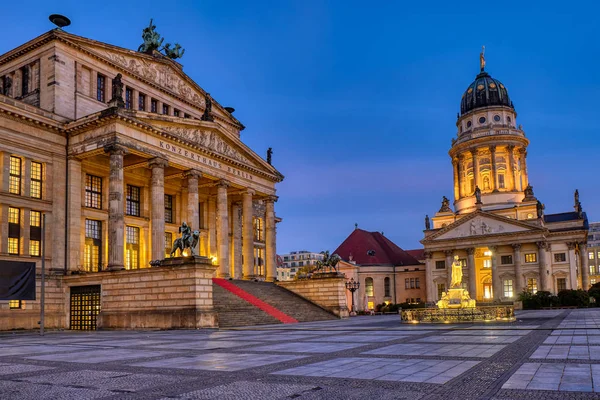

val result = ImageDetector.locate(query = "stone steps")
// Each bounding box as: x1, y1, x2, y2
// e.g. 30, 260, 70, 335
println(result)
212, 280, 337, 327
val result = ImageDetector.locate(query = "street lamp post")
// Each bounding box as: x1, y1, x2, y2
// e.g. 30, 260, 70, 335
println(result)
345, 278, 360, 316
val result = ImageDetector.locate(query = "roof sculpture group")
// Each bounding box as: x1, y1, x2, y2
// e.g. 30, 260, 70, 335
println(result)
138, 19, 185, 60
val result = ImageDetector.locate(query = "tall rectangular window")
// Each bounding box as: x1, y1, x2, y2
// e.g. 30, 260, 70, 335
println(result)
500, 255, 513, 265
415, 278, 420, 288
125, 87, 133, 109
435, 260, 445, 269
164, 232, 172, 258
173, 108, 180, 117
96, 74, 105, 102
254, 247, 264, 276
29, 210, 41, 257
557, 278, 567, 292
138, 93, 146, 111
527, 278, 538, 294
410, 278, 415, 289
437, 283, 446, 299
503, 279, 514, 298
84, 219, 102, 272
162, 104, 170, 115
21, 66, 29, 95
525, 253, 537, 263
30, 161, 42, 199
405, 278, 409, 289
483, 259, 491, 268
9, 300, 23, 309
253, 217, 263, 241
126, 185, 140, 216
498, 174, 505, 189
125, 226, 139, 270
151, 98, 158, 113
85, 174, 102, 209
164, 194, 173, 223
554, 253, 566, 262
8, 207, 20, 255
589, 252, 594, 260
9, 156, 21, 195
384, 277, 390, 297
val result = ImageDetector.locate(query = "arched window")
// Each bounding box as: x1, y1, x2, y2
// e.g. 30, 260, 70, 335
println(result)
384, 277, 391, 297
365, 277, 374, 297
483, 176, 490, 190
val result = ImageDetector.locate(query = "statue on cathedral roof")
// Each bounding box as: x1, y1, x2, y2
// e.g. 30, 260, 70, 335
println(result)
574, 189, 580, 209
536, 200, 545, 218
425, 215, 431, 230
439, 196, 452, 213
474, 186, 482, 204
480, 45, 486, 72
523, 184, 536, 202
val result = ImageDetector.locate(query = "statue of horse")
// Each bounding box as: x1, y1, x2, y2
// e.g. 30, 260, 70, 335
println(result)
170, 230, 200, 257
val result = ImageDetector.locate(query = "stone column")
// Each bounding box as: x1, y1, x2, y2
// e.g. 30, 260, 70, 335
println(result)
458, 154, 465, 198
467, 247, 476, 299
490, 246, 500, 300
490, 145, 498, 192
580, 242, 590, 290
216, 180, 230, 278
519, 148, 529, 189
567, 242, 578, 289
149, 158, 168, 262
506, 145, 516, 191
231, 201, 242, 278
536, 241, 549, 291
512, 244, 523, 294
471, 149, 479, 194
424, 251, 434, 302
208, 196, 217, 258
265, 195, 278, 282
242, 189, 255, 279
105, 144, 127, 271
444, 250, 454, 289
185, 170, 202, 255
452, 158, 460, 201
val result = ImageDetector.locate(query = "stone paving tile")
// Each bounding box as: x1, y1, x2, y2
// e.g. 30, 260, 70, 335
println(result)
0, 344, 99, 357
415, 335, 521, 344
18, 369, 190, 392
0, 380, 111, 400
0, 363, 54, 375
220, 333, 321, 342
443, 329, 532, 336
247, 342, 369, 353
273, 357, 479, 384
159, 381, 320, 399
531, 345, 600, 360
302, 334, 405, 343
152, 340, 263, 350
130, 352, 306, 371
25, 348, 173, 363
363, 343, 505, 358
503, 362, 600, 392
70, 338, 177, 347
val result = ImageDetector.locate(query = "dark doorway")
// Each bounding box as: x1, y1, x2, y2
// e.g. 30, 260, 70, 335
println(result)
69, 285, 101, 330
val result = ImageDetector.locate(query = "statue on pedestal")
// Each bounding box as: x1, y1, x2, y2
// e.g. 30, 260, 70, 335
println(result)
474, 186, 482, 204
439, 196, 452, 212
450, 255, 463, 288
425, 215, 431, 230
170, 221, 200, 257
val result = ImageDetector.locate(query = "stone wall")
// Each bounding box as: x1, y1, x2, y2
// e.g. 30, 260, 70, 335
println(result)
63, 256, 218, 330
277, 274, 349, 318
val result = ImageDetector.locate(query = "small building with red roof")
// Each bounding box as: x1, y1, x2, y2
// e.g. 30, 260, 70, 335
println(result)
333, 227, 426, 311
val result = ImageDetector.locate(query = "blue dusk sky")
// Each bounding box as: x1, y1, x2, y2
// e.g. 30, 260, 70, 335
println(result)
2, 1, 598, 254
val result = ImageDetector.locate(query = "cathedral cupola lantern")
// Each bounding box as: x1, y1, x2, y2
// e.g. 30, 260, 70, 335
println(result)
449, 48, 529, 215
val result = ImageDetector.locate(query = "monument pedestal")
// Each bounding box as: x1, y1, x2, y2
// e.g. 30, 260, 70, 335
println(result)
437, 288, 476, 309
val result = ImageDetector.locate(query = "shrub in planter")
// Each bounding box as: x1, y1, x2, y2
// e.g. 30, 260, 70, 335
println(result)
519, 291, 541, 309
588, 287, 600, 306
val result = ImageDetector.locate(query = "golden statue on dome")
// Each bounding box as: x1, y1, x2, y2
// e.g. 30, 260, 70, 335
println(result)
480, 45, 486, 72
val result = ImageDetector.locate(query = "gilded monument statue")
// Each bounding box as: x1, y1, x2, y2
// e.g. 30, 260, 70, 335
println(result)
450, 255, 463, 288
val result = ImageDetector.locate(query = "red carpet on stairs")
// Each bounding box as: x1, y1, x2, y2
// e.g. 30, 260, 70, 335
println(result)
212, 278, 298, 324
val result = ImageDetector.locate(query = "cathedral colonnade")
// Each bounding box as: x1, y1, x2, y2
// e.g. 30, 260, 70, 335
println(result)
424, 240, 588, 303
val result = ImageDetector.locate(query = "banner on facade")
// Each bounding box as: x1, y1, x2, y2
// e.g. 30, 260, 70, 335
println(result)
0, 261, 36, 300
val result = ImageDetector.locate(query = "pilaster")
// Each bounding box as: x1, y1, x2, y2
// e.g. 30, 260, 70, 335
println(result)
512, 243, 522, 294
424, 251, 434, 302
68, 157, 82, 272
567, 242, 578, 289
580, 242, 590, 290
467, 247, 476, 299
536, 241, 549, 291
490, 245, 500, 300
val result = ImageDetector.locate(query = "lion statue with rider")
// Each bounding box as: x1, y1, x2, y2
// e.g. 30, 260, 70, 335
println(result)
170, 221, 200, 257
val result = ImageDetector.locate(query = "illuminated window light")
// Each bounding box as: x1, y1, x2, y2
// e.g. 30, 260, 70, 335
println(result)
484, 250, 492, 256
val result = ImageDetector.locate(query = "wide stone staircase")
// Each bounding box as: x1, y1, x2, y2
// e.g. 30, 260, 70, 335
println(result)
213, 279, 338, 328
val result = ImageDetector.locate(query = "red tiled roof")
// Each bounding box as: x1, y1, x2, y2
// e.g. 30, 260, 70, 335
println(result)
332, 229, 422, 266
406, 249, 425, 261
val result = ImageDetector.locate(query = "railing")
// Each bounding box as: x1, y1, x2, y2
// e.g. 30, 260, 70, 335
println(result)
453, 128, 525, 145
400, 306, 515, 323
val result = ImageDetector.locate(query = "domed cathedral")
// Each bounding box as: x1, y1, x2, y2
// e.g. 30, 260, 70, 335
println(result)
421, 48, 589, 305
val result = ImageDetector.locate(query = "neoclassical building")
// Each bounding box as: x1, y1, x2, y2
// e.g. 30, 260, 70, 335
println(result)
421, 53, 588, 304
0, 26, 282, 321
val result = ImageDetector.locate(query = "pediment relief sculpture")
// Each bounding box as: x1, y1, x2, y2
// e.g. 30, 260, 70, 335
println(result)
433, 215, 531, 240
161, 126, 251, 165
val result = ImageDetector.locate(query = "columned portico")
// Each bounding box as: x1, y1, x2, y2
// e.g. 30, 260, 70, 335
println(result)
216, 180, 230, 278
149, 158, 168, 262
105, 144, 127, 271
265, 195, 277, 282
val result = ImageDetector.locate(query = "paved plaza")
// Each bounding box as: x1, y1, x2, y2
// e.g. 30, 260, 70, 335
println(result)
2, 310, 600, 399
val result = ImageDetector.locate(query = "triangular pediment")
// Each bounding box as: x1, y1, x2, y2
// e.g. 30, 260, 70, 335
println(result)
140, 118, 270, 171
427, 212, 544, 241
56, 32, 241, 128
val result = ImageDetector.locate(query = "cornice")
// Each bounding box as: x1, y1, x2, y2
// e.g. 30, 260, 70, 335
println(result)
64, 108, 283, 183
